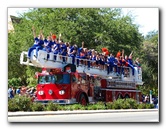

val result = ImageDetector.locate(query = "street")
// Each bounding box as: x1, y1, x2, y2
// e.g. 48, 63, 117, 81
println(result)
8, 110, 158, 122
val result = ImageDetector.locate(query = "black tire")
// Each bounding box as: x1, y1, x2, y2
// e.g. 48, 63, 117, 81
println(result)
125, 95, 130, 99
79, 94, 87, 106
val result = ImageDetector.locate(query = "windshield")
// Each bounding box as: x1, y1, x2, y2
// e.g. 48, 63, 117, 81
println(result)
38, 74, 70, 84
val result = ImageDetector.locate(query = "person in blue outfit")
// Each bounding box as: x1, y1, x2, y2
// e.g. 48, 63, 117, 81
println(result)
59, 41, 67, 63
68, 43, 77, 64
43, 34, 55, 60
27, 26, 44, 61
16, 87, 21, 95
52, 40, 60, 61
127, 51, 135, 76
107, 53, 116, 74
8, 86, 14, 99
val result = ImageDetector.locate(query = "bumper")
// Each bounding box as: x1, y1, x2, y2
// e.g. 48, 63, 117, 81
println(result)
34, 99, 76, 105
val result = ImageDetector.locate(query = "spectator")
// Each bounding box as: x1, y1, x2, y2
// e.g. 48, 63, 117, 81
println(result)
16, 87, 21, 95
8, 86, 14, 99
144, 94, 150, 103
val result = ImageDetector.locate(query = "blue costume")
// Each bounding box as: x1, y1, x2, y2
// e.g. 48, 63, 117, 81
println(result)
60, 44, 67, 63
53, 43, 60, 61
43, 39, 55, 60
8, 88, 14, 99
68, 46, 76, 64
76, 47, 82, 66
27, 37, 44, 58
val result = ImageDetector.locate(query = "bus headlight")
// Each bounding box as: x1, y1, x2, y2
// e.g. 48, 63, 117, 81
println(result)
59, 90, 65, 95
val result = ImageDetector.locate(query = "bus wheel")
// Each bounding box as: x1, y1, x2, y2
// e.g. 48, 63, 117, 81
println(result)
79, 94, 87, 106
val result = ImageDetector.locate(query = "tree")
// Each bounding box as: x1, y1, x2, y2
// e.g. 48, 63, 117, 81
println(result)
137, 30, 158, 96
8, 8, 143, 86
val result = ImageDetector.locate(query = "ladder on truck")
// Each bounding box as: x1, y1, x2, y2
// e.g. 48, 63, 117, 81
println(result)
20, 49, 143, 85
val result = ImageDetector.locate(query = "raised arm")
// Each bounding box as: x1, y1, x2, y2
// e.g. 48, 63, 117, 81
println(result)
122, 49, 124, 58
128, 51, 133, 59
50, 32, 53, 36
82, 41, 84, 48
129, 51, 133, 57
32, 26, 36, 38
50, 32, 53, 41
40, 30, 44, 40
59, 33, 61, 42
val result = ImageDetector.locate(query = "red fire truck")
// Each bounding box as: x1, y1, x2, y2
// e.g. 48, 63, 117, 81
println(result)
20, 50, 143, 105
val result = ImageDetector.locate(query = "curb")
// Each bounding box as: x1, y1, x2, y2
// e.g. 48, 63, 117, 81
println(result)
8, 109, 158, 117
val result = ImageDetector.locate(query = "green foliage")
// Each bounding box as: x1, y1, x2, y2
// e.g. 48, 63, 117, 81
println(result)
44, 102, 59, 111
70, 104, 82, 110
8, 97, 155, 112
106, 102, 114, 109
8, 77, 22, 87
8, 98, 19, 112
30, 102, 45, 111
8, 8, 143, 86
137, 30, 158, 96
125, 98, 138, 109
94, 101, 106, 110
111, 98, 138, 109
137, 103, 146, 109
112, 99, 124, 109
8, 95, 32, 111
137, 103, 154, 109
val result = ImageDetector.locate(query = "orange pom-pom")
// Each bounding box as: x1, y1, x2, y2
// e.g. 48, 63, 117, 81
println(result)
116, 51, 121, 58
105, 51, 109, 55
52, 34, 56, 40
102, 48, 108, 52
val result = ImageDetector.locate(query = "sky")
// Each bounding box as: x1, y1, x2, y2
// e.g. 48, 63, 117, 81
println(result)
8, 7, 159, 36
122, 8, 158, 36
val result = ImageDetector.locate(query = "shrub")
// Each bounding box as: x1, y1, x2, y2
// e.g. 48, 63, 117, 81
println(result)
145, 103, 154, 109
63, 105, 73, 111
71, 104, 82, 110
8, 77, 22, 87
8, 99, 19, 112
112, 99, 124, 109
121, 102, 131, 109
30, 102, 45, 111
44, 102, 59, 111
86, 104, 96, 110
8, 95, 32, 112
95, 101, 106, 110
57, 105, 65, 110
106, 102, 113, 109
137, 103, 146, 109
125, 98, 138, 109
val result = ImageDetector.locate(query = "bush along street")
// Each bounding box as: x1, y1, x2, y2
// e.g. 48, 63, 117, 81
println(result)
8, 95, 155, 112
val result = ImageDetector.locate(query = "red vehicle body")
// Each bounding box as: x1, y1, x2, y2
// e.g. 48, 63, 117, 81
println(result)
20, 50, 143, 105
34, 64, 142, 105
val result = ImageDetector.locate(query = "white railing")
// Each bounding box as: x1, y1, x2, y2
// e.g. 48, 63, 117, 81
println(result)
20, 50, 143, 85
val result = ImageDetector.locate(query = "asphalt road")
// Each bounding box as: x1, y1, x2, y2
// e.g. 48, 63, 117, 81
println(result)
8, 109, 159, 122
